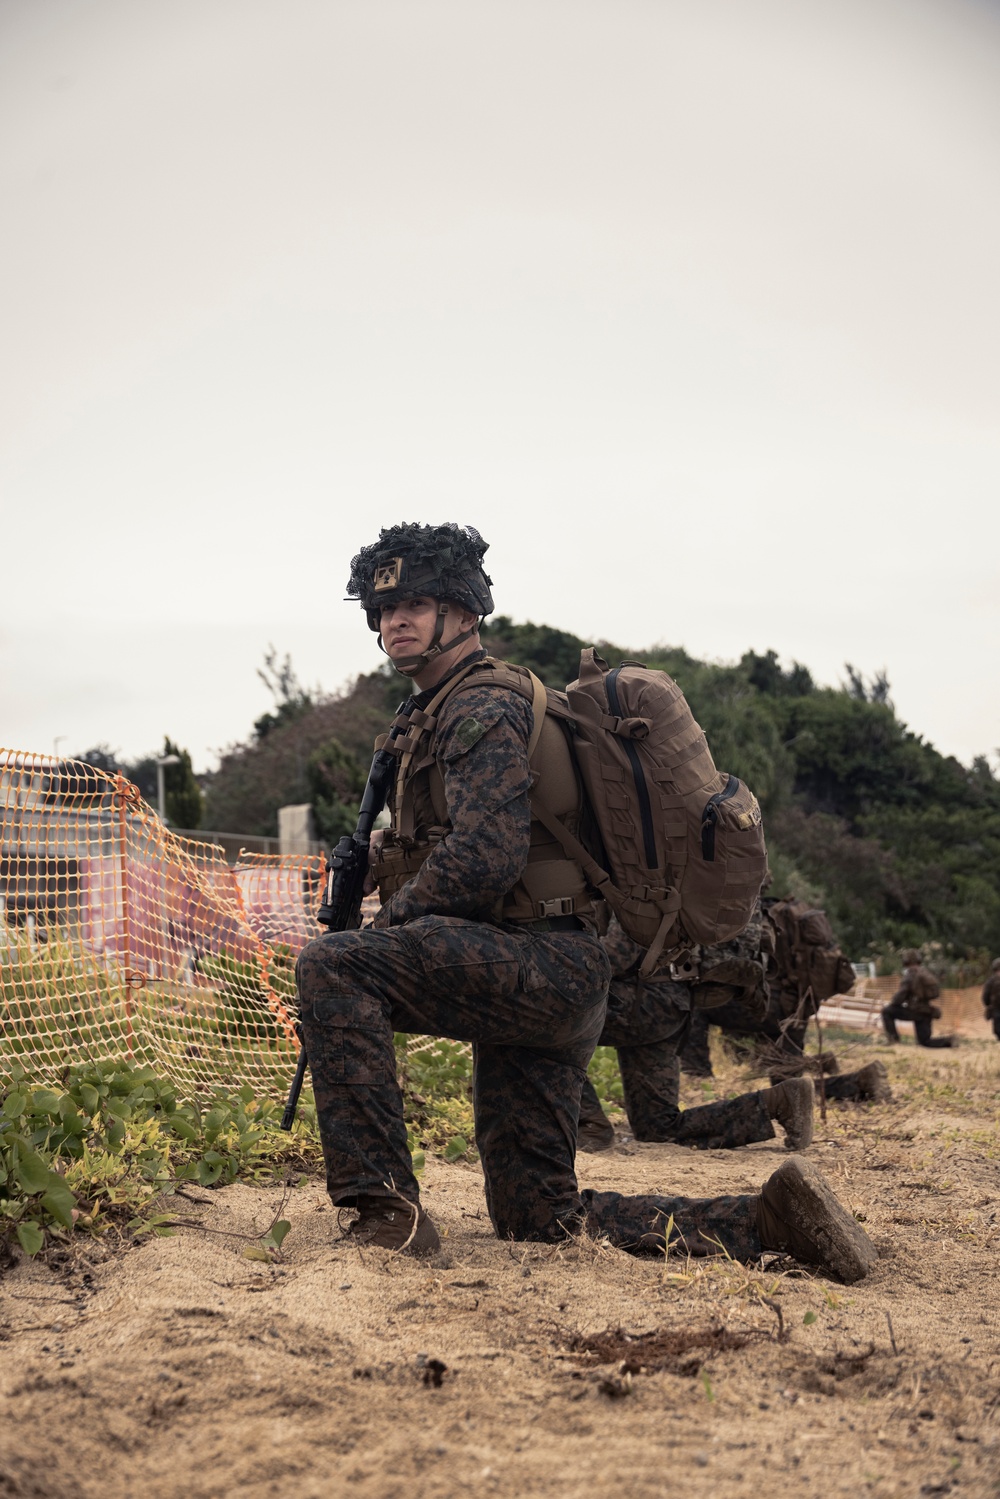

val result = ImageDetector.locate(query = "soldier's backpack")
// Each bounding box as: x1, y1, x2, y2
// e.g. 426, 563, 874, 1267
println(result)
526, 649, 768, 975
764, 897, 856, 1010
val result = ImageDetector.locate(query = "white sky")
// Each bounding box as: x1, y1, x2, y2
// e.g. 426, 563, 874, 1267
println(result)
2, 0, 999, 773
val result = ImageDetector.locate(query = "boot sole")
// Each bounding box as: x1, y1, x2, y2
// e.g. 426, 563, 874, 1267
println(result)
768, 1155, 877, 1284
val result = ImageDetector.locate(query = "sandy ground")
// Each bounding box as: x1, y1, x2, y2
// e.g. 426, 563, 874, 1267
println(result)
2, 1035, 999, 1499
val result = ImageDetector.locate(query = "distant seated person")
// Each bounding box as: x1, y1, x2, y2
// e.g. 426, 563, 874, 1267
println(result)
881, 950, 956, 1049
982, 957, 1000, 1043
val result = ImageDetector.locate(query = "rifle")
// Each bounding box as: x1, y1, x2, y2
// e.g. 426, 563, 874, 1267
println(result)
280, 739, 399, 1130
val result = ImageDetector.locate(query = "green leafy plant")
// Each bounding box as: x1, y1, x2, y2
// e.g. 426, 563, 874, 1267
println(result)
0, 1060, 319, 1260
396, 1036, 476, 1161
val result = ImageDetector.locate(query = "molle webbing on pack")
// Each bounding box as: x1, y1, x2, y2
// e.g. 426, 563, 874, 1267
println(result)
543, 649, 769, 974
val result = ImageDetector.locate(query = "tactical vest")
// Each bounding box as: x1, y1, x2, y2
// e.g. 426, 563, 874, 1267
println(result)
370, 656, 598, 926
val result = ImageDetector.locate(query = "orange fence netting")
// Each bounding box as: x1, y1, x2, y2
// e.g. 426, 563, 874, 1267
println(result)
0, 749, 359, 1099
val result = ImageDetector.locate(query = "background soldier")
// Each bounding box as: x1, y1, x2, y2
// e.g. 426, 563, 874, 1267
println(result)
679, 897, 890, 1104
981, 957, 1000, 1042
881, 949, 956, 1048
578, 914, 816, 1153
579, 909, 889, 1153
295, 522, 876, 1284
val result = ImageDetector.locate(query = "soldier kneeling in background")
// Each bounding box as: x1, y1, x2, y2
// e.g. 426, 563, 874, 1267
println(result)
881, 950, 956, 1049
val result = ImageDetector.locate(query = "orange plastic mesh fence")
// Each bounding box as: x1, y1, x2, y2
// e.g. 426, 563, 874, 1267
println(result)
0, 749, 365, 1098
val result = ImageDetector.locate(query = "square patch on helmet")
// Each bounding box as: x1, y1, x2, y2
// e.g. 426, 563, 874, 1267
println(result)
374, 558, 404, 591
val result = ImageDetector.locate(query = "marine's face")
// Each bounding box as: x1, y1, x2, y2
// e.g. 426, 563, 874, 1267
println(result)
379, 595, 440, 663
378, 593, 480, 681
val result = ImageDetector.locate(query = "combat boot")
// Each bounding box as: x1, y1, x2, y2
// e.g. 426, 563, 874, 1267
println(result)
577, 1079, 616, 1153
849, 1060, 892, 1102
577, 1116, 616, 1153
756, 1155, 877, 1283
760, 1078, 814, 1150
344, 1193, 441, 1255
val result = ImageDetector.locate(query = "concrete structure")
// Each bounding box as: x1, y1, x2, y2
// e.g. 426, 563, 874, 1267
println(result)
278, 804, 316, 856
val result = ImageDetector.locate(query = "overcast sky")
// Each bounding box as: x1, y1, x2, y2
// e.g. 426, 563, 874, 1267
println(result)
2, 0, 999, 777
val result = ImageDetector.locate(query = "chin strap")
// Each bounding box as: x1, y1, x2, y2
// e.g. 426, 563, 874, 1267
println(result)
385, 602, 480, 678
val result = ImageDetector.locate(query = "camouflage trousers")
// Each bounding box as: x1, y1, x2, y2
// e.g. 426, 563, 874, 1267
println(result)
881, 1000, 952, 1048
589, 971, 775, 1150
296, 916, 762, 1259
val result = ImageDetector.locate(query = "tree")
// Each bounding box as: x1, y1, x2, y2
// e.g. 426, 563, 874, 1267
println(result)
740, 649, 814, 698
203, 671, 390, 836
161, 737, 203, 829
306, 738, 368, 843
480, 617, 623, 688
72, 744, 180, 811
197, 623, 999, 964
253, 646, 315, 741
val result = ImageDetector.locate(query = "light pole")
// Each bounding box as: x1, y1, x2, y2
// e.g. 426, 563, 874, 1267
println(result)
155, 754, 181, 824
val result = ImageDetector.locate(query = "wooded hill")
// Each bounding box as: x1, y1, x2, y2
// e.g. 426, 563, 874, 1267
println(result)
202, 622, 1000, 976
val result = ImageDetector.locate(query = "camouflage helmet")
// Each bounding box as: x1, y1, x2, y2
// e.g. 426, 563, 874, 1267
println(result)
346, 522, 494, 675
346, 523, 494, 630
902, 948, 921, 967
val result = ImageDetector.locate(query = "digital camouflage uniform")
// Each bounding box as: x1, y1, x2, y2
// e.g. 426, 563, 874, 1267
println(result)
297, 654, 763, 1258
621, 902, 884, 1103
681, 989, 813, 1082
681, 900, 818, 1080
579, 917, 775, 1149
881, 961, 952, 1048
683, 978, 812, 1070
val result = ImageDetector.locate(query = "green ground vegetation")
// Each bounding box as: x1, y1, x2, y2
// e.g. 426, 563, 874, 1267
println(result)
0, 1060, 320, 1263
0, 1036, 483, 1263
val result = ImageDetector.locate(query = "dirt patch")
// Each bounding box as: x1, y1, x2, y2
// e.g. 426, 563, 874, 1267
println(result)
2, 1038, 999, 1498
565, 1320, 770, 1376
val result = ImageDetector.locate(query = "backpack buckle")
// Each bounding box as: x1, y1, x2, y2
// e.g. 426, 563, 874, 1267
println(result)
536, 897, 575, 918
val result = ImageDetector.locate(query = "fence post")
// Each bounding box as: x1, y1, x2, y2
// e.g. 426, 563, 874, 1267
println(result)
116, 772, 133, 1057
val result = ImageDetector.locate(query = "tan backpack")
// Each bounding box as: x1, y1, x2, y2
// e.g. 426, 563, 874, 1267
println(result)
765, 897, 857, 1009
526, 649, 768, 974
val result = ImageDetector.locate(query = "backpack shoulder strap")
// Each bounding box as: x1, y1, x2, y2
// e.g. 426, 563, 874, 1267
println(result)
439, 656, 548, 760
525, 669, 548, 763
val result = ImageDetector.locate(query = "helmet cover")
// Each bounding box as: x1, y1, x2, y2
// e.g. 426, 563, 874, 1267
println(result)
346, 523, 494, 632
